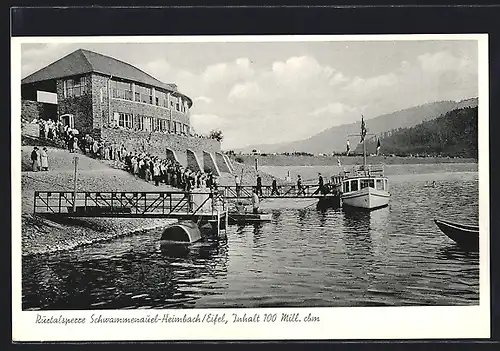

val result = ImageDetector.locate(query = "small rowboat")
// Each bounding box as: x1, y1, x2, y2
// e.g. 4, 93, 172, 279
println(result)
228, 212, 272, 225
434, 218, 479, 251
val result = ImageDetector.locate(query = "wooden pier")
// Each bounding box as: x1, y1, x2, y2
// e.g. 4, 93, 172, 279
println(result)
220, 182, 343, 199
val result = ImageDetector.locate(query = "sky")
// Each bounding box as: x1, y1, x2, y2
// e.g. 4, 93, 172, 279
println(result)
20, 39, 478, 150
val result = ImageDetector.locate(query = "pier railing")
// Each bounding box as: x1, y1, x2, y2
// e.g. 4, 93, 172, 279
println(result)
33, 190, 227, 219
220, 183, 341, 199
343, 164, 385, 177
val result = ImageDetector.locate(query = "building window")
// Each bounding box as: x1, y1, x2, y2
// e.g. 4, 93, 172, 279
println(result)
111, 80, 133, 100
135, 84, 153, 104
137, 115, 144, 130
156, 90, 168, 108
63, 76, 88, 97
158, 119, 169, 132
137, 115, 154, 131
118, 113, 133, 129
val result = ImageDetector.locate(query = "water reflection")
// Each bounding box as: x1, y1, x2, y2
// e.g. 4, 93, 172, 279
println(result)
23, 236, 229, 310
342, 209, 374, 259
160, 242, 191, 258
252, 223, 264, 246
438, 244, 480, 261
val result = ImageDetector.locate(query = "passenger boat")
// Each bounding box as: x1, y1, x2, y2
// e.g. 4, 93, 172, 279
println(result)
341, 165, 390, 210
340, 117, 390, 210
434, 218, 479, 251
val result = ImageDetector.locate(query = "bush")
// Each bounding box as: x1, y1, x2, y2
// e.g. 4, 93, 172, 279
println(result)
235, 157, 244, 163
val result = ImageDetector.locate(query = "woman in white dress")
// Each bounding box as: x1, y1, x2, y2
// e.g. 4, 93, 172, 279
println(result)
40, 147, 49, 171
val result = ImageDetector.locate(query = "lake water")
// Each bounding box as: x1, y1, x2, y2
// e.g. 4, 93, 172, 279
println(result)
22, 163, 480, 310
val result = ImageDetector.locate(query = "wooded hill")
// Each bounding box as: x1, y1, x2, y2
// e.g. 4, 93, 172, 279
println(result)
354, 106, 478, 158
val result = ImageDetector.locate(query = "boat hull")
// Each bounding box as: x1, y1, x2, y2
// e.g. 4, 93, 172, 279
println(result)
228, 212, 272, 225
434, 218, 479, 251
342, 187, 390, 210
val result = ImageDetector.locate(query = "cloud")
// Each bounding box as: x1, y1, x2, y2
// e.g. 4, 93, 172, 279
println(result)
342, 73, 398, 94
194, 96, 213, 104
228, 82, 260, 101
271, 56, 335, 85
202, 57, 254, 84
418, 51, 475, 73
139, 58, 171, 80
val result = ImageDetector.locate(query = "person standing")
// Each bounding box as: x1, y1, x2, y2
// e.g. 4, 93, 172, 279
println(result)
271, 177, 280, 196
313, 173, 324, 195
73, 136, 78, 154
252, 188, 260, 214
92, 140, 99, 157
30, 147, 39, 171
235, 174, 241, 197
40, 147, 49, 171
297, 175, 304, 196
153, 161, 161, 186
256, 174, 263, 196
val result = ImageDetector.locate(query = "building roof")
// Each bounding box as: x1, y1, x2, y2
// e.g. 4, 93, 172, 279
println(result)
21, 49, 192, 107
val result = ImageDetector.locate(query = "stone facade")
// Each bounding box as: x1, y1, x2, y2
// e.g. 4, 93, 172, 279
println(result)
56, 74, 94, 135
101, 127, 221, 164
21, 100, 43, 122
53, 73, 193, 140
21, 100, 57, 122
215, 152, 232, 173
186, 149, 202, 172
203, 151, 221, 176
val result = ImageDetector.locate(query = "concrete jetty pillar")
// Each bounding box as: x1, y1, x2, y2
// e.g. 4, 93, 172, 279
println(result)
186, 149, 202, 172
203, 151, 221, 176
215, 152, 232, 173
165, 148, 180, 163
222, 153, 235, 173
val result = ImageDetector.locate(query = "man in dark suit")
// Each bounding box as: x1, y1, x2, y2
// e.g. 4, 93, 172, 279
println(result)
271, 177, 280, 196
256, 174, 263, 196
313, 173, 324, 195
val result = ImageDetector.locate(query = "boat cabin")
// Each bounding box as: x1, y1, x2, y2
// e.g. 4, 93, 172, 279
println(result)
342, 176, 388, 193
341, 164, 388, 194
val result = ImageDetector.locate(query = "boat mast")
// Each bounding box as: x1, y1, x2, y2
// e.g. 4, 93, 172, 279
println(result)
363, 136, 367, 173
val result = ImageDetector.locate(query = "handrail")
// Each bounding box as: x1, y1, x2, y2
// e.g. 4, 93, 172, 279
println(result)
33, 190, 228, 217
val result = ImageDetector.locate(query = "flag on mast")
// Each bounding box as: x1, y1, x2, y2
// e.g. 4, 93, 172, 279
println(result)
346, 140, 350, 155
360, 115, 367, 143
376, 138, 381, 156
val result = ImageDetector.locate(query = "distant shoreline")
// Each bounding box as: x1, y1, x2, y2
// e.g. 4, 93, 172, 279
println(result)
231, 155, 477, 167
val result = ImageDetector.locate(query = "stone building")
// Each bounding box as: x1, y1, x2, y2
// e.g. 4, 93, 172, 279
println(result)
21, 48, 227, 173
21, 48, 194, 139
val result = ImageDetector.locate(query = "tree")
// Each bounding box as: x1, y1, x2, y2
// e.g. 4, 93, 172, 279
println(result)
209, 129, 224, 142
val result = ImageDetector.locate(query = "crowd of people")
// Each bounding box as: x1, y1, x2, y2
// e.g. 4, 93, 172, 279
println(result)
122, 152, 220, 192
32, 118, 81, 153
29, 118, 224, 193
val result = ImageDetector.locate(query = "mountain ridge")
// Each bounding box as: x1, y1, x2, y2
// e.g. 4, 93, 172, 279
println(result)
236, 97, 478, 154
